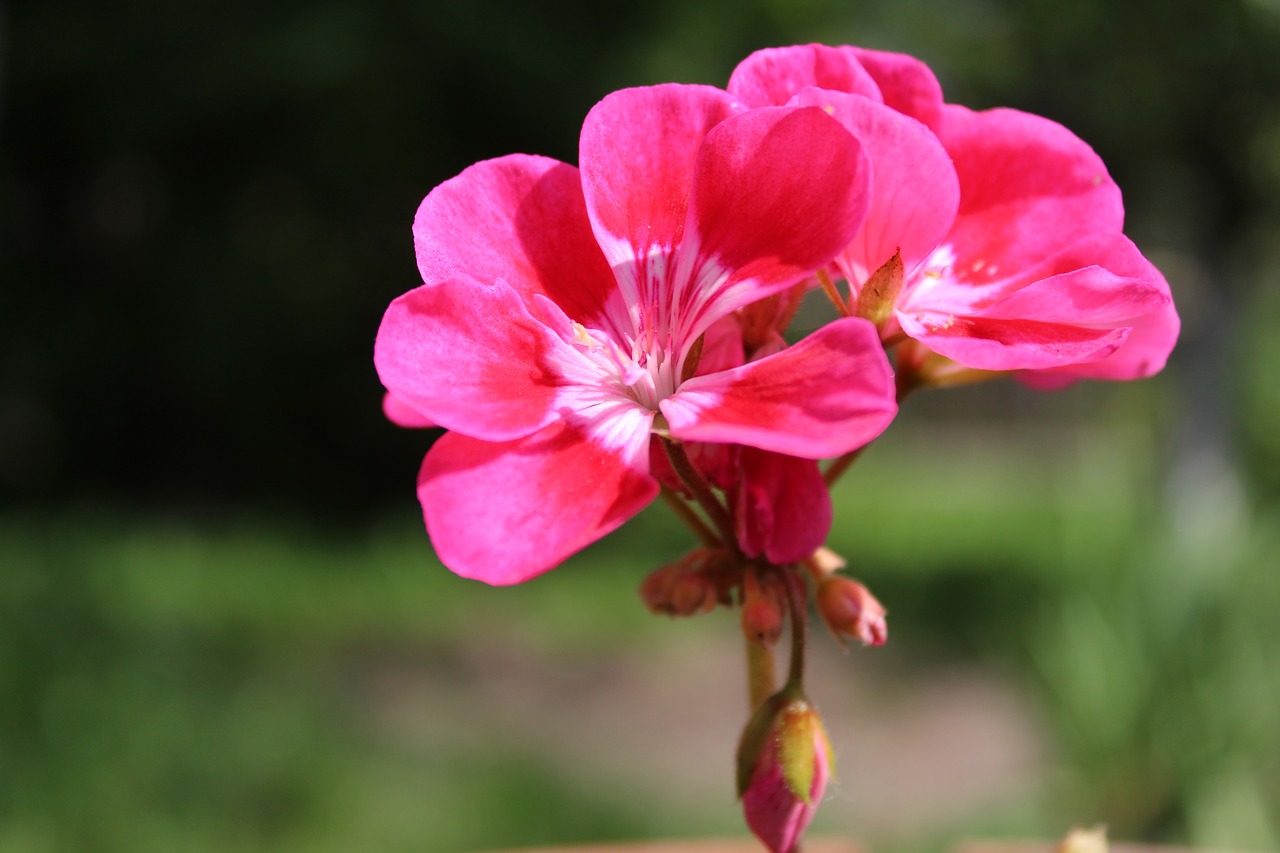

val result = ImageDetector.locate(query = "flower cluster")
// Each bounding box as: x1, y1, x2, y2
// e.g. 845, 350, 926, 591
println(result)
375, 43, 1177, 853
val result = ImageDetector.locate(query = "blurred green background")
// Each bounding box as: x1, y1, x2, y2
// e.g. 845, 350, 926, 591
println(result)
3, 0, 1280, 850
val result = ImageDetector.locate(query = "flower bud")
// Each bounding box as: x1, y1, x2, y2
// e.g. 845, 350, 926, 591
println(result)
737, 696, 833, 853
740, 568, 785, 646
638, 550, 728, 617
817, 576, 887, 647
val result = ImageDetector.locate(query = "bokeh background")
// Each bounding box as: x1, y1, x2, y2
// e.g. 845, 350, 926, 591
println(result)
4, 0, 1280, 850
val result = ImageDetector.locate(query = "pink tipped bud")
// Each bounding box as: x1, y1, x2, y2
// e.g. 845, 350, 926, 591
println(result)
739, 699, 833, 853
817, 576, 888, 647
740, 568, 785, 646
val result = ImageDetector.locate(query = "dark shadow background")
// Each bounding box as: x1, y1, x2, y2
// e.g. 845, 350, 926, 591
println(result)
6, 0, 1280, 518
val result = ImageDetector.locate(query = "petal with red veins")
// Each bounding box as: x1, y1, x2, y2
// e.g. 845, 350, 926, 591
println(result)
980, 267, 1168, 326
938, 105, 1125, 284
1010, 235, 1180, 385
677, 105, 871, 336
660, 318, 896, 459
418, 418, 658, 586
579, 84, 741, 275
898, 311, 1129, 371
735, 449, 832, 565
1020, 301, 1180, 387
374, 278, 564, 442
901, 232, 1176, 374
413, 154, 617, 332
727, 44, 882, 108
847, 46, 945, 131
788, 88, 958, 286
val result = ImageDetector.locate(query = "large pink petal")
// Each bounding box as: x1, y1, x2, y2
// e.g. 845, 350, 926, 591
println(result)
676, 105, 871, 337
419, 419, 658, 585
980, 267, 1168, 325
937, 105, 1125, 284
579, 84, 741, 274
374, 278, 563, 442
727, 44, 882, 108
735, 449, 832, 565
413, 154, 618, 331
847, 46, 945, 131
788, 88, 958, 286
1021, 301, 1180, 386
900, 232, 1176, 374
660, 318, 896, 458
1014, 236, 1180, 386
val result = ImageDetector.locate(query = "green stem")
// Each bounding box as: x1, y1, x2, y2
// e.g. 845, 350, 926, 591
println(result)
658, 486, 718, 548
815, 268, 849, 316
782, 569, 808, 695
745, 636, 777, 710
822, 445, 865, 488
662, 438, 741, 559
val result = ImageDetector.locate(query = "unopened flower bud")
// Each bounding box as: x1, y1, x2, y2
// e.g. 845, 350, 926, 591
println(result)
670, 571, 711, 614
737, 696, 833, 853
638, 550, 723, 617
817, 576, 887, 647
740, 568, 785, 646
741, 597, 784, 646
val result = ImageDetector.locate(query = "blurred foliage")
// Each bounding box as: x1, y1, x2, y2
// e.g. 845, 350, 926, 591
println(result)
4, 0, 1280, 850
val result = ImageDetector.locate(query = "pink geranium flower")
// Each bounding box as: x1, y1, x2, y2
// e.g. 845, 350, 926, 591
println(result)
729, 44, 1179, 384
375, 84, 899, 585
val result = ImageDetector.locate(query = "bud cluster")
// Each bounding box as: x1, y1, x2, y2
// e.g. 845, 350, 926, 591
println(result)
638, 549, 737, 617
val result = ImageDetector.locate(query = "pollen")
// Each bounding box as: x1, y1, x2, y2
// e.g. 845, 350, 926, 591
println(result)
572, 322, 595, 347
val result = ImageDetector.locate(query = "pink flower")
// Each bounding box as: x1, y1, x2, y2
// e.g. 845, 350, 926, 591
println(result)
729, 44, 1178, 384
375, 84, 899, 585
738, 698, 833, 853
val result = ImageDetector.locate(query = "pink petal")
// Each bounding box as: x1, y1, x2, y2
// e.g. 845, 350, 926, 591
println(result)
847, 46, 945, 131
787, 88, 958, 286
382, 392, 435, 429
980, 266, 1168, 326
678, 105, 871, 333
660, 318, 896, 458
374, 278, 563, 442
579, 84, 741, 273
734, 449, 832, 564
993, 233, 1172, 318
900, 232, 1175, 373
897, 311, 1129, 371
937, 105, 1125, 284
1021, 300, 1180, 386
1014, 236, 1180, 385
419, 419, 658, 585
727, 44, 882, 108
413, 154, 618, 332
